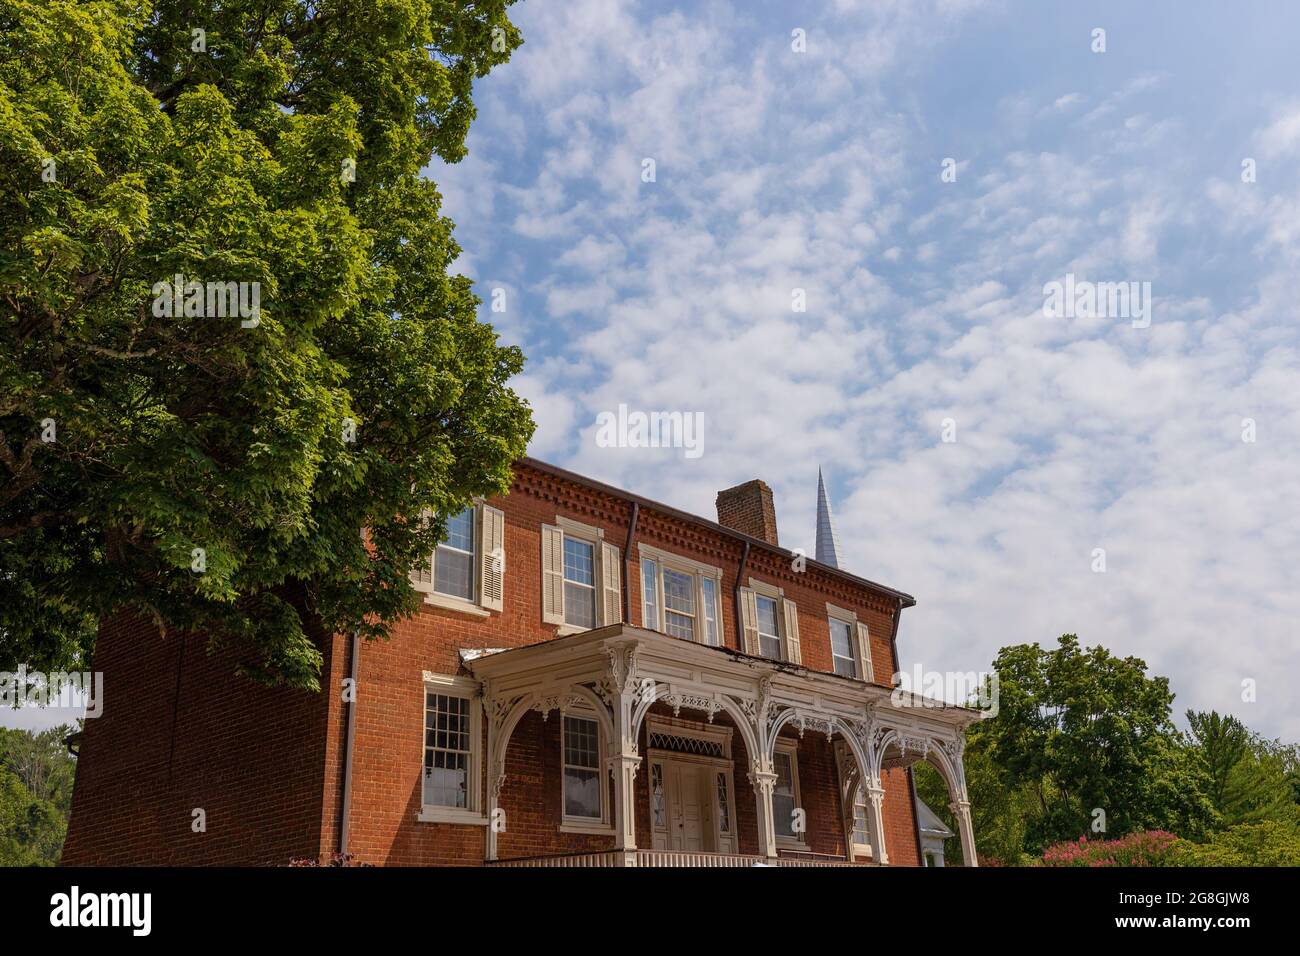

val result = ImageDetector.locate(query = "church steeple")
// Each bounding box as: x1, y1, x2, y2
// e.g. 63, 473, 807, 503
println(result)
815, 468, 841, 568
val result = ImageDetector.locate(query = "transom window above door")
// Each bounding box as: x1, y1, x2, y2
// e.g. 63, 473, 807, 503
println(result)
639, 545, 723, 646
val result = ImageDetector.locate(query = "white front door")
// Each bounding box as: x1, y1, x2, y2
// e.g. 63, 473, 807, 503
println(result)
668, 763, 708, 851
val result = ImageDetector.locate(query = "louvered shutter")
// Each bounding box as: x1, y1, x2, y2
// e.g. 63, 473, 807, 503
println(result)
600, 540, 622, 625
478, 505, 505, 611
541, 524, 565, 624
412, 510, 434, 590
782, 598, 802, 665
740, 588, 760, 655
855, 621, 874, 682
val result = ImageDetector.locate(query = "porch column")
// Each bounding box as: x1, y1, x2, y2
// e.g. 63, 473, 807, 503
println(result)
949, 799, 978, 867
865, 782, 890, 865
482, 693, 505, 862
750, 760, 779, 859
610, 685, 641, 857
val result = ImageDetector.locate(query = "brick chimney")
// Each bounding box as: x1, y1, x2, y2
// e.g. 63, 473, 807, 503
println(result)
715, 479, 779, 545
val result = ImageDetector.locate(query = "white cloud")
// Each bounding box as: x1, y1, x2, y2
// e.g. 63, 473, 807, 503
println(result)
432, 1, 1300, 741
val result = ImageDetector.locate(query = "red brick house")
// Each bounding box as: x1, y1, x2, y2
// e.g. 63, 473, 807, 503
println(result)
62, 457, 979, 867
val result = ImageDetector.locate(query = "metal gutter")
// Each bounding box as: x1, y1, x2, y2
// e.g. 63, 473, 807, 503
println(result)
732, 540, 751, 651
621, 501, 639, 622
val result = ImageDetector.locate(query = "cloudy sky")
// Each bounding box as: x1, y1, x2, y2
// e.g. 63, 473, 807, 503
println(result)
432, 0, 1300, 740
6, 1, 1296, 741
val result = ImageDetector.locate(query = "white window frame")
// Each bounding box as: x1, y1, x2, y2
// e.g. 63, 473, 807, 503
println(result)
555, 517, 604, 636
826, 603, 859, 679
411, 504, 491, 618
772, 738, 808, 849
417, 673, 487, 825
750, 578, 785, 661
835, 739, 873, 861
639, 544, 725, 646
559, 701, 612, 834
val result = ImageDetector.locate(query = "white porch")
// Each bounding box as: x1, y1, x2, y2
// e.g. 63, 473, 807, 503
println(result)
467, 624, 981, 867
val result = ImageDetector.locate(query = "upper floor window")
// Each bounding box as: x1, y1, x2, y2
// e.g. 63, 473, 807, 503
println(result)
829, 617, 856, 677
827, 604, 875, 682
541, 518, 622, 633
639, 545, 724, 646
563, 537, 597, 629
411, 504, 506, 616
435, 507, 475, 601
740, 580, 803, 664
755, 595, 782, 660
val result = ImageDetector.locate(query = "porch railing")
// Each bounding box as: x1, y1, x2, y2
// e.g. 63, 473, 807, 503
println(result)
487, 849, 869, 867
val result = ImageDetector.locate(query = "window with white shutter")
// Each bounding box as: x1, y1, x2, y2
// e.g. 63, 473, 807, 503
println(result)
544, 517, 622, 631
855, 621, 874, 682
411, 504, 506, 616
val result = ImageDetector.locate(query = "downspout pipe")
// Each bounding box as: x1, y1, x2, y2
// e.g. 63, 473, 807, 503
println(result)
339, 628, 361, 858
888, 596, 927, 866
732, 540, 751, 650
622, 502, 639, 622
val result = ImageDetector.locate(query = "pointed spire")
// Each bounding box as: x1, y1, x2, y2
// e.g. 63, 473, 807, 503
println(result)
815, 468, 841, 568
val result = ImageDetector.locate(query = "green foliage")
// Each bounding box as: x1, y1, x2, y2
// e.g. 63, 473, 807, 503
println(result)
915, 738, 1038, 866
1186, 710, 1300, 828
1170, 821, 1300, 867
1, 1, 533, 687
1185, 709, 1249, 810
978, 635, 1216, 853
0, 724, 77, 865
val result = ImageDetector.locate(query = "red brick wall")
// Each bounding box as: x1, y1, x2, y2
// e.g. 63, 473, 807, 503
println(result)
62, 612, 336, 866
64, 461, 926, 866
715, 479, 779, 545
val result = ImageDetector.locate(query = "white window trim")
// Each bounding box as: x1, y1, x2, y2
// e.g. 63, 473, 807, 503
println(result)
557, 524, 602, 632
412, 504, 494, 618
417, 673, 488, 825
773, 738, 809, 850
556, 515, 605, 540
559, 702, 612, 833
826, 604, 859, 679
834, 739, 874, 860
751, 587, 784, 661
639, 544, 725, 646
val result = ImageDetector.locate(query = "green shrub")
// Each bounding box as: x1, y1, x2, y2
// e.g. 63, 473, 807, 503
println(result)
1169, 821, 1300, 867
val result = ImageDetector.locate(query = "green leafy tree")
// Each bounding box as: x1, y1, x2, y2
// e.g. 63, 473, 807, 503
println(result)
1186, 710, 1300, 828
1, 1, 533, 687
980, 634, 1216, 851
0, 723, 77, 814
0, 725, 75, 864
914, 731, 1039, 866
1171, 821, 1300, 867
1185, 709, 1250, 810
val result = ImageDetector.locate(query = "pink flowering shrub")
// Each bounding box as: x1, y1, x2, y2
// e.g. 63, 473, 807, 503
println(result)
1041, 831, 1180, 867
286, 852, 371, 867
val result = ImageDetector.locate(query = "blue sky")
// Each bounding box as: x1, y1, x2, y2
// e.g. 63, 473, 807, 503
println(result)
6, 1, 1297, 739
430, 0, 1300, 740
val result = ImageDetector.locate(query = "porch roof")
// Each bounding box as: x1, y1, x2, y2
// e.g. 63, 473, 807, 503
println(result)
463, 623, 981, 731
